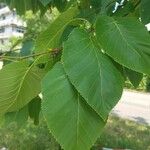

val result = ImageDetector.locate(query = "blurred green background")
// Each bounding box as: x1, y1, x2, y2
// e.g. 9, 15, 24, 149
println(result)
0, 116, 149, 150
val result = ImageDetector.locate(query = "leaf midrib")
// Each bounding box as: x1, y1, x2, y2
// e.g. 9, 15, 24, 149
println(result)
112, 20, 142, 58
5, 63, 33, 112
90, 38, 105, 120
5, 57, 40, 113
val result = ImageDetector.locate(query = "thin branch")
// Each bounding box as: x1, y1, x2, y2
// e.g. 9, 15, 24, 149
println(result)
1, 58, 19, 62
0, 48, 20, 57
0, 47, 62, 61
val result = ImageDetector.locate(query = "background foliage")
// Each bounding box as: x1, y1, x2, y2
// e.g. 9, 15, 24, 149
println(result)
0, 116, 149, 150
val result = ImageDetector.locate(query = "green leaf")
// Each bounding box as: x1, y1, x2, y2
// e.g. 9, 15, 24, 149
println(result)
53, 0, 67, 12
1, 0, 42, 15
65, 0, 76, 10
40, 0, 52, 6
113, 1, 135, 17
20, 40, 35, 57
35, 6, 79, 52
62, 28, 124, 120
0, 60, 44, 115
124, 68, 143, 88
100, 0, 115, 14
90, 0, 101, 11
28, 96, 41, 125
5, 105, 28, 127
141, 0, 150, 24
42, 62, 105, 150
96, 16, 150, 75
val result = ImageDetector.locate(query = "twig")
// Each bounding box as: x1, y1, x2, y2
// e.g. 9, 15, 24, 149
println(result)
0, 48, 62, 61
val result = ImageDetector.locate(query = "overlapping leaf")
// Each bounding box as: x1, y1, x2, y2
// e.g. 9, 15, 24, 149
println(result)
124, 68, 143, 88
28, 96, 41, 125
53, 0, 68, 12
35, 6, 78, 52
62, 28, 124, 120
20, 40, 35, 56
96, 16, 150, 75
0, 0, 44, 15
0, 60, 44, 114
141, 0, 150, 24
40, 0, 52, 6
42, 62, 105, 150
100, 0, 115, 14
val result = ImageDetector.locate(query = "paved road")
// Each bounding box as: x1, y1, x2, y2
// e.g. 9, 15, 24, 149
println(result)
112, 90, 150, 125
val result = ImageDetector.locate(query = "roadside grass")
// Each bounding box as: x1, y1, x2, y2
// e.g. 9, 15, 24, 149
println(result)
93, 116, 150, 150
0, 116, 149, 150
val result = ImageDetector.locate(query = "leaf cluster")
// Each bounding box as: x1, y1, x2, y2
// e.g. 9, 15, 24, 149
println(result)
0, 0, 150, 150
